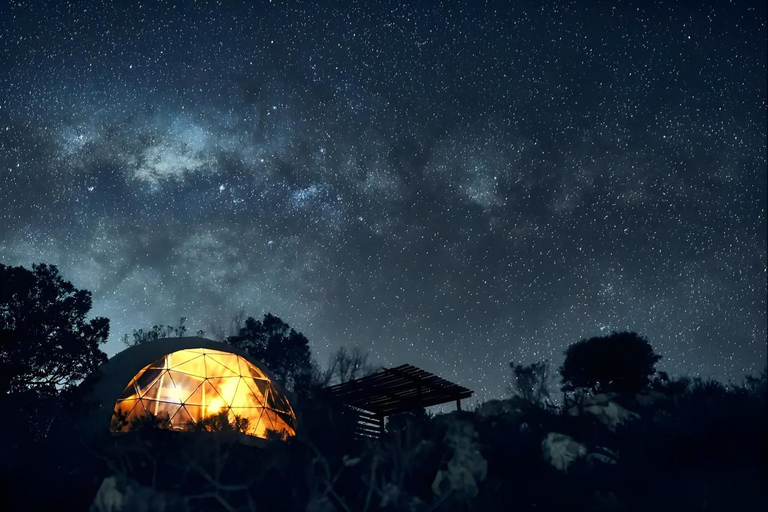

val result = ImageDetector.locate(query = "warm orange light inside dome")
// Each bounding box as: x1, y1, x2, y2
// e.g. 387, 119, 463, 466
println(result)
110, 348, 296, 439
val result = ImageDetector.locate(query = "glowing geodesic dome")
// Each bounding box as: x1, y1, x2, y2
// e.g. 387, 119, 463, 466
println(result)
111, 347, 296, 438
79, 338, 296, 440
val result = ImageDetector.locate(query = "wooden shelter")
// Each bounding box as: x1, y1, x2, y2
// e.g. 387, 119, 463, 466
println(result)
322, 364, 473, 438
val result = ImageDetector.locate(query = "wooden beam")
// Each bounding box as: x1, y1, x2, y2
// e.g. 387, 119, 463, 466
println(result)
323, 363, 474, 420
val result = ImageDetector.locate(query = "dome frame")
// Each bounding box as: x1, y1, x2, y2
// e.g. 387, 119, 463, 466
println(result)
78, 337, 297, 439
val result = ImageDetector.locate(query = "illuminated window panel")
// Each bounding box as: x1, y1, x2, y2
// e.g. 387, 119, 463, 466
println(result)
110, 348, 296, 439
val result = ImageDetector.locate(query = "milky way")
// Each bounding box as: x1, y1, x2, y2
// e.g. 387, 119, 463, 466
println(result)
1, 1, 765, 402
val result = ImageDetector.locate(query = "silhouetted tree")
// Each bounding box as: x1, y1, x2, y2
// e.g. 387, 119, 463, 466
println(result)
650, 370, 691, 396
307, 346, 376, 392
560, 331, 661, 395
0, 263, 109, 395
123, 317, 188, 346
508, 360, 553, 406
324, 346, 375, 385
228, 313, 311, 391
206, 309, 245, 341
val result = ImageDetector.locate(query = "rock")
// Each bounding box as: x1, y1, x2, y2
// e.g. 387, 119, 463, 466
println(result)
476, 397, 528, 419
90, 475, 180, 512
586, 452, 617, 468
305, 495, 336, 512
635, 390, 669, 407
378, 482, 400, 508
594, 445, 618, 459
568, 393, 640, 431
342, 455, 361, 467
541, 432, 586, 472
431, 418, 488, 500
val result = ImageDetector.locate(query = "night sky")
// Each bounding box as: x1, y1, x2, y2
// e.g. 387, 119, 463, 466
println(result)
1, 1, 765, 402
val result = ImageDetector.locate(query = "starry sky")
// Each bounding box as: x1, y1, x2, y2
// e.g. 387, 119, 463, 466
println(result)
1, 0, 765, 402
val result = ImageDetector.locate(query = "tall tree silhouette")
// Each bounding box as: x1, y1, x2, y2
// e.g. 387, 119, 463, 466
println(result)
0, 263, 109, 396
560, 331, 661, 395
123, 317, 188, 346
509, 360, 553, 406
320, 346, 375, 386
228, 313, 311, 391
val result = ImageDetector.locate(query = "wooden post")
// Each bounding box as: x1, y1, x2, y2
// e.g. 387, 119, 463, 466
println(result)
456, 399, 462, 411
378, 414, 385, 436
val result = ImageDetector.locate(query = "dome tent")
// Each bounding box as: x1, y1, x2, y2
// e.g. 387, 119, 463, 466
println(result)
79, 337, 296, 440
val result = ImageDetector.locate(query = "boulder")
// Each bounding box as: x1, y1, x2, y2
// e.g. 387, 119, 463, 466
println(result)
586, 452, 617, 468
568, 393, 640, 431
476, 397, 529, 419
90, 475, 181, 512
432, 417, 488, 500
541, 432, 586, 472
635, 390, 670, 407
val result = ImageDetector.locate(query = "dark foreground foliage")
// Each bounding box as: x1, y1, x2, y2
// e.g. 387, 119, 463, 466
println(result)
1, 371, 765, 512
0, 264, 765, 511
0, 263, 109, 395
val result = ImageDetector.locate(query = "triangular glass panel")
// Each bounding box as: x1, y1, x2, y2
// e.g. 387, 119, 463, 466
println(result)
261, 409, 278, 434
269, 387, 291, 413
225, 407, 237, 424
110, 414, 130, 432
183, 404, 203, 424
148, 356, 167, 369
276, 411, 297, 432
208, 377, 240, 406
248, 408, 266, 437
273, 421, 295, 438
228, 407, 259, 432
113, 398, 140, 418
140, 373, 168, 401
148, 401, 181, 422
237, 357, 251, 376
118, 380, 139, 400
231, 378, 263, 408
167, 350, 203, 369
207, 353, 242, 376
171, 405, 194, 430
171, 356, 207, 377
157, 372, 183, 403
246, 378, 270, 401
135, 368, 164, 396
168, 371, 205, 403
202, 380, 227, 415
265, 410, 293, 438
182, 381, 205, 405
265, 385, 281, 410
204, 355, 239, 378
133, 398, 148, 413
243, 361, 267, 380
208, 377, 240, 407
125, 401, 148, 425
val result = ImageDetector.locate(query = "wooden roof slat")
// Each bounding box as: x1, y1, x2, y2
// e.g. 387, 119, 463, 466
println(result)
329, 373, 467, 397
376, 390, 474, 415
355, 424, 380, 432
322, 363, 473, 417
348, 387, 466, 405
353, 383, 467, 402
